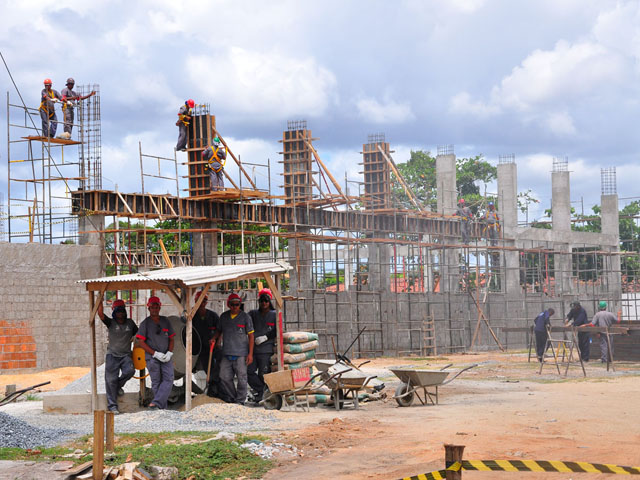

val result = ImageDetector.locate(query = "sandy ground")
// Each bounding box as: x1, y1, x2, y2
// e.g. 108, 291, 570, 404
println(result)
2, 353, 640, 480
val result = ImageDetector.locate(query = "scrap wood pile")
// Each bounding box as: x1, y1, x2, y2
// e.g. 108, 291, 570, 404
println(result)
66, 460, 155, 480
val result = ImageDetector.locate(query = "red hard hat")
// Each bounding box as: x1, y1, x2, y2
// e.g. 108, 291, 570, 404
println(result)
112, 299, 126, 309
147, 296, 162, 307
227, 293, 241, 307
458, 198, 465, 204
258, 288, 272, 299
44, 78, 52, 85
195, 290, 208, 302
187, 99, 195, 108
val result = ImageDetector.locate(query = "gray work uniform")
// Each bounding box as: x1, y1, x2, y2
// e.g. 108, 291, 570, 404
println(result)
592, 310, 616, 362
218, 310, 254, 404
137, 316, 175, 409
39, 88, 61, 137
247, 309, 276, 398
61, 87, 76, 134
456, 205, 473, 244
203, 144, 227, 191
102, 315, 137, 411
484, 209, 500, 246
176, 105, 191, 150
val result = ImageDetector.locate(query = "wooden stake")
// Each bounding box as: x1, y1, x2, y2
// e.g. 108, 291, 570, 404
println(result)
444, 444, 465, 480
92, 410, 105, 480
105, 411, 114, 451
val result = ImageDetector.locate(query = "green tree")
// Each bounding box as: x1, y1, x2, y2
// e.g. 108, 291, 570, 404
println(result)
391, 151, 497, 212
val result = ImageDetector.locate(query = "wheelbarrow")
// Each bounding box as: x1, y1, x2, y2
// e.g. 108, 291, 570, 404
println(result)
390, 364, 477, 407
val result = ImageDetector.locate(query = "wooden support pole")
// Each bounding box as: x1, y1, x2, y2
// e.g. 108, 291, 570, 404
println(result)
185, 288, 193, 411
105, 411, 115, 451
92, 410, 105, 480
444, 444, 465, 480
89, 292, 98, 411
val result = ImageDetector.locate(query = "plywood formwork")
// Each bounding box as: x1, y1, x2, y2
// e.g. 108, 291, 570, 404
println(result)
361, 134, 391, 210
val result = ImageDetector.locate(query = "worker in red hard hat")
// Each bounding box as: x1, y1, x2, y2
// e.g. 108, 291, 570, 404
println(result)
212, 293, 254, 405
60, 77, 96, 136
176, 99, 195, 151
39, 78, 62, 138
136, 296, 176, 409
247, 288, 276, 402
455, 198, 474, 244
98, 299, 138, 414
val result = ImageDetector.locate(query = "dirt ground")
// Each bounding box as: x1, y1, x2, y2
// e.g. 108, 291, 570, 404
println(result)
2, 353, 640, 480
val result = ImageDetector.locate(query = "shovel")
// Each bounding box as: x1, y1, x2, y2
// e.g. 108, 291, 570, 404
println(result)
205, 340, 215, 394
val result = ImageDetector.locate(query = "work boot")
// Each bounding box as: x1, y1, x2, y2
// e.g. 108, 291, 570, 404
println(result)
118, 388, 125, 396
109, 407, 120, 415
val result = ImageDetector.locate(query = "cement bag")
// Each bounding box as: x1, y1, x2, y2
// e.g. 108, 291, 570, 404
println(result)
271, 350, 316, 365
284, 340, 319, 354
285, 394, 330, 405
282, 331, 319, 344
278, 359, 316, 370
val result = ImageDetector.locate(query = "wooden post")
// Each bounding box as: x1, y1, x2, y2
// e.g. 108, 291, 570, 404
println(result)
105, 411, 114, 451
92, 410, 105, 480
89, 292, 98, 411
264, 273, 284, 371
185, 288, 193, 411
444, 444, 465, 480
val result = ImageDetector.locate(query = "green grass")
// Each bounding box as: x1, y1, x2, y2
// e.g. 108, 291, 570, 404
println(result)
0, 431, 272, 480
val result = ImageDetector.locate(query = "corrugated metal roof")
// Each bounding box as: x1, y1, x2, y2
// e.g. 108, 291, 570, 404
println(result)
78, 261, 291, 287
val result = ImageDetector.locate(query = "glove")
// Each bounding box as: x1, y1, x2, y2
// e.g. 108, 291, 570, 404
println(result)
164, 351, 173, 362
255, 335, 268, 345
153, 351, 166, 362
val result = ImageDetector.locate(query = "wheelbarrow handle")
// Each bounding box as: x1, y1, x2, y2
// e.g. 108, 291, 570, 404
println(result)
439, 363, 453, 371
441, 364, 478, 385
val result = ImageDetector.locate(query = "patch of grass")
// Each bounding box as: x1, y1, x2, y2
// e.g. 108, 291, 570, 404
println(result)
0, 431, 272, 480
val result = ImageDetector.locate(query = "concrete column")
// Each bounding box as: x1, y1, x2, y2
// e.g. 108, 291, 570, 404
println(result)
287, 234, 312, 295
192, 221, 218, 266
366, 242, 390, 292
78, 214, 105, 247
551, 171, 571, 232
504, 249, 521, 294
602, 194, 621, 301
497, 163, 518, 235
436, 154, 456, 215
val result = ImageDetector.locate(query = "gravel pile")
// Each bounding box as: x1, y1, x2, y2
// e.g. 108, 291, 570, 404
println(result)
0, 401, 302, 447
0, 411, 75, 449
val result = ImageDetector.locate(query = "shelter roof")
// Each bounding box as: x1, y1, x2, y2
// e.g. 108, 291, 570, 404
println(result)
78, 261, 290, 291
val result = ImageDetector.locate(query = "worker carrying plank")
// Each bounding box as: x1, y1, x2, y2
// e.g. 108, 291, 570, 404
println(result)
176, 99, 194, 151
202, 137, 227, 191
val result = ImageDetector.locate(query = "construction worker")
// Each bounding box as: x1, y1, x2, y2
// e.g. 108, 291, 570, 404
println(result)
189, 291, 222, 397
456, 198, 473, 244
583, 301, 616, 363
213, 293, 254, 405
565, 301, 590, 362
60, 78, 96, 136
176, 99, 195, 151
98, 299, 138, 414
247, 288, 277, 402
202, 137, 227, 191
39, 78, 61, 138
483, 201, 500, 246
136, 297, 175, 409
533, 308, 555, 362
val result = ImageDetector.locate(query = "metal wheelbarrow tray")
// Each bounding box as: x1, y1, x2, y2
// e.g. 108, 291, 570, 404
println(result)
390, 364, 477, 407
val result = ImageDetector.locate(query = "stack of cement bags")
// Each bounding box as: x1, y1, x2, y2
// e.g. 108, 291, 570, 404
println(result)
271, 331, 319, 370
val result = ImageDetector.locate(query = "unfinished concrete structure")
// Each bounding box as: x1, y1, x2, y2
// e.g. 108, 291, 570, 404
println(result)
3, 96, 639, 370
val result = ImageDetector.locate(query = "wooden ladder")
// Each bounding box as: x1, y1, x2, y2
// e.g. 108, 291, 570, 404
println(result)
422, 315, 437, 356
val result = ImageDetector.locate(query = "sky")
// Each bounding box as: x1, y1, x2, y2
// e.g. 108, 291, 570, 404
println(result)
1, 0, 640, 232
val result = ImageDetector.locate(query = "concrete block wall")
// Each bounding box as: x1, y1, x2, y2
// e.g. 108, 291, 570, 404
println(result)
0, 242, 103, 371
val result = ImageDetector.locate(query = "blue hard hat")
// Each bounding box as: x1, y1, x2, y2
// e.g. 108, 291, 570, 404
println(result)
488, 201, 494, 206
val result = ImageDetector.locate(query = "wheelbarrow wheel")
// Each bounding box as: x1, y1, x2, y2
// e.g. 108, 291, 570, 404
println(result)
262, 389, 282, 410
394, 383, 414, 407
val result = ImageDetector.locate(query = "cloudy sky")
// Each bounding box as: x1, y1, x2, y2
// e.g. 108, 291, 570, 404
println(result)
1, 0, 640, 228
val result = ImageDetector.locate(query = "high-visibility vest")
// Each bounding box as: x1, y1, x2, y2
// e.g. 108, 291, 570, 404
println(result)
178, 107, 192, 126
39, 90, 56, 116
206, 145, 226, 172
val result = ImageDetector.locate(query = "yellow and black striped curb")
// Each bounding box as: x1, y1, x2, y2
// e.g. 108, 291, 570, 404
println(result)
401, 460, 640, 479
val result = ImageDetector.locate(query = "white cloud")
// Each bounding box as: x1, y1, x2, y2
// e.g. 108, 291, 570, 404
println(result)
449, 91, 499, 118
185, 48, 337, 119
545, 111, 577, 137
593, 1, 640, 58
355, 95, 415, 124
448, 0, 486, 14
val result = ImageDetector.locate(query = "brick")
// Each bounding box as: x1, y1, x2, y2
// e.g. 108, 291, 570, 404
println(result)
19, 360, 36, 369
20, 343, 37, 352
